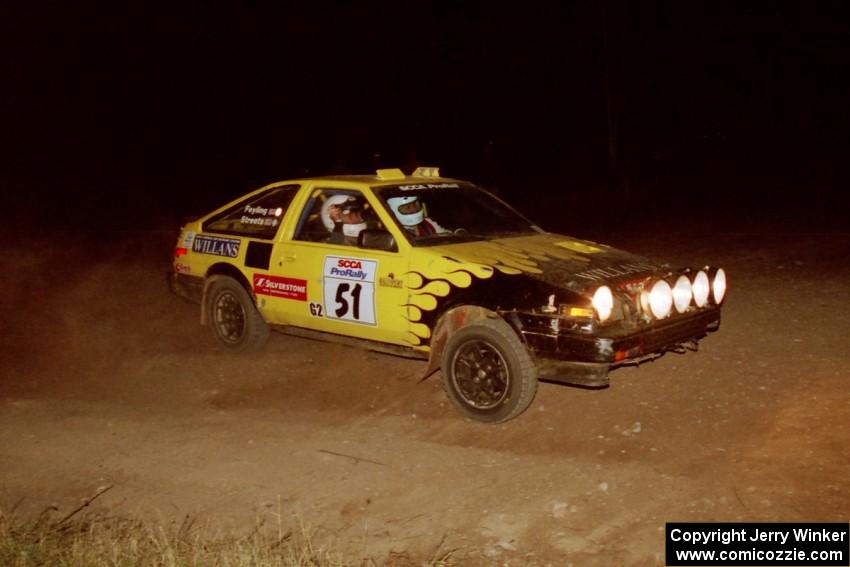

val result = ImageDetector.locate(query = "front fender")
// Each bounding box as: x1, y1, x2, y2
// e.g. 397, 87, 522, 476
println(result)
420, 305, 518, 380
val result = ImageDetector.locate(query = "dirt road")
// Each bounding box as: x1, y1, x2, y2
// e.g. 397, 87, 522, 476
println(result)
2, 224, 848, 565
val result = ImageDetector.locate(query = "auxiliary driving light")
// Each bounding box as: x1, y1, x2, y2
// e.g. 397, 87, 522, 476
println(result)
692, 270, 710, 308
711, 267, 727, 304
592, 285, 614, 322
648, 279, 673, 319
672, 274, 692, 314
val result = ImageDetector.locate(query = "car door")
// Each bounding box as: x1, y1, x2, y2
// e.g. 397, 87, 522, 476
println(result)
261, 185, 411, 346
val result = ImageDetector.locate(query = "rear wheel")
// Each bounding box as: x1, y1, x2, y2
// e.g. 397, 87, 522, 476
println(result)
205, 276, 269, 352
440, 318, 538, 423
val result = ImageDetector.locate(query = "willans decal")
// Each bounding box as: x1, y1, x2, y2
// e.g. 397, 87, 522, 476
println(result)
192, 235, 240, 258
574, 263, 658, 281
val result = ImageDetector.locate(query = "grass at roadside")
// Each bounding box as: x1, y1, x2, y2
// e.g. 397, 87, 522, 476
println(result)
0, 506, 457, 567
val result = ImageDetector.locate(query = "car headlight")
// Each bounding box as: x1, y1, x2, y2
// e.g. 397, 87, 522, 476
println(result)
711, 267, 727, 304
692, 270, 710, 308
592, 285, 614, 322
648, 279, 673, 319
672, 274, 692, 313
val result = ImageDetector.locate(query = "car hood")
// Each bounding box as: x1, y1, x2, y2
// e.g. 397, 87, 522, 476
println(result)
403, 232, 665, 347
419, 232, 662, 294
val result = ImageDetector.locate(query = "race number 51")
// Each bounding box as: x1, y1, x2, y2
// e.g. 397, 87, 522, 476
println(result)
322, 256, 377, 325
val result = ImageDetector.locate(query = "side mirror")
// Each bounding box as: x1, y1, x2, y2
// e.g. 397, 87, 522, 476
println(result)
358, 229, 397, 252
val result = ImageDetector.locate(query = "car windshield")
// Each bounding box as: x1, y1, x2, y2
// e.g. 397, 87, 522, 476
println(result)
374, 183, 539, 245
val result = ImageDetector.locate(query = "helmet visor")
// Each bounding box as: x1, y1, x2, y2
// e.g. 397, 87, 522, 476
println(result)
397, 199, 421, 215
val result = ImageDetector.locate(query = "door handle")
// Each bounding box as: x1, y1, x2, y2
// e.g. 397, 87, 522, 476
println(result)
280, 254, 296, 263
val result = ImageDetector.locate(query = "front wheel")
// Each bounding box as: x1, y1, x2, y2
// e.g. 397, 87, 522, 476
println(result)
205, 276, 270, 352
440, 318, 538, 423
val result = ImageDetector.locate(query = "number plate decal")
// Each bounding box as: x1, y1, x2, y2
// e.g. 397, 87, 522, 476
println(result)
322, 256, 378, 325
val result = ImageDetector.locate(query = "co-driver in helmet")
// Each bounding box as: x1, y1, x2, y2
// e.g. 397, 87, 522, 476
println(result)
386, 195, 449, 238
321, 194, 368, 245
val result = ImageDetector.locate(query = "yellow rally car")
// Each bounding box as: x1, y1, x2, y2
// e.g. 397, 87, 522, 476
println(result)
170, 167, 726, 422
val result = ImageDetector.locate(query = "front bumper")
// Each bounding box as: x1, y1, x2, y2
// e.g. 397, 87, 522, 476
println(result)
522, 306, 722, 365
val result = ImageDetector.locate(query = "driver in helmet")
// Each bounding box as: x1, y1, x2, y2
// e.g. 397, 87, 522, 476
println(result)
386, 195, 448, 238
321, 194, 368, 245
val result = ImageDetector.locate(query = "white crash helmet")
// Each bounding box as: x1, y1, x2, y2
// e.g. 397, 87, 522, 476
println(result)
387, 195, 424, 226
321, 194, 367, 237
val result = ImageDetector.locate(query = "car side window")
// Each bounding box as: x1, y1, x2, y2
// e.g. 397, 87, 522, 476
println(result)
293, 189, 382, 246
202, 185, 299, 239
293, 190, 334, 243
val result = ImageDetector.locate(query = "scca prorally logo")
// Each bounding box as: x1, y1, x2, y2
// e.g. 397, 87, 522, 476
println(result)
323, 256, 377, 283
329, 258, 369, 280
192, 235, 240, 258
398, 183, 459, 191
253, 274, 307, 301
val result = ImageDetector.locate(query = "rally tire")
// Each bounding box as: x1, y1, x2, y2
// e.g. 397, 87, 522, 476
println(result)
440, 317, 538, 423
205, 276, 270, 353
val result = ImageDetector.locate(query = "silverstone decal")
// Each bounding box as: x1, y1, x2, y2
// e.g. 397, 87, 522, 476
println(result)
181, 231, 196, 249
253, 274, 307, 301
323, 256, 377, 325
192, 235, 241, 258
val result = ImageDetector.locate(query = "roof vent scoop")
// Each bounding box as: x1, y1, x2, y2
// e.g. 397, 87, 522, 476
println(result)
376, 168, 405, 180
412, 166, 440, 178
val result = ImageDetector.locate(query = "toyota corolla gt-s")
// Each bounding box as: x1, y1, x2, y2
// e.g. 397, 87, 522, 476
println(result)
170, 167, 726, 422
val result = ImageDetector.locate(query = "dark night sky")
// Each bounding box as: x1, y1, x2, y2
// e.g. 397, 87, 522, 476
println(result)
4, 2, 850, 230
